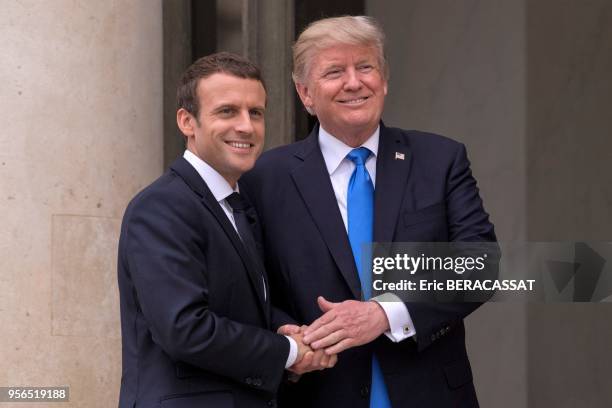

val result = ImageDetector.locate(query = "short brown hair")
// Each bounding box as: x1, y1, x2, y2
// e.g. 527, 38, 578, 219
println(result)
176, 52, 266, 119
293, 16, 388, 84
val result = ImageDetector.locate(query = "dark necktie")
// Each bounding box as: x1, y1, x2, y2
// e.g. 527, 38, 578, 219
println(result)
346, 147, 392, 408
225, 192, 266, 298
225, 193, 257, 250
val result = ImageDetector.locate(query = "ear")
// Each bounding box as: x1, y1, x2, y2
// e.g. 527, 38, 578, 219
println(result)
295, 81, 314, 115
176, 108, 197, 138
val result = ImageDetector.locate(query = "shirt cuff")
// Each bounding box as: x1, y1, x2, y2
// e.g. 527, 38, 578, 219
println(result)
284, 335, 298, 368
372, 293, 416, 342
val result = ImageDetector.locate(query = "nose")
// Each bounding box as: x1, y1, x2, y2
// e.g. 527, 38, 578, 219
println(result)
234, 109, 254, 135
343, 67, 362, 91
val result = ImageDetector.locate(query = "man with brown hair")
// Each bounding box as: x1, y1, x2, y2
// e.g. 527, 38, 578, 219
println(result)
117, 52, 334, 408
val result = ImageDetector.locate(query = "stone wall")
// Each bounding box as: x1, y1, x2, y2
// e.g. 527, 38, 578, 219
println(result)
0, 1, 163, 406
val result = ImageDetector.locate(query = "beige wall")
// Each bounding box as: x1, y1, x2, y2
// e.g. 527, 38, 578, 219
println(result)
0, 1, 163, 406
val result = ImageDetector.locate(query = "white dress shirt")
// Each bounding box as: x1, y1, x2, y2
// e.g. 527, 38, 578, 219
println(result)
318, 127, 416, 342
183, 150, 298, 367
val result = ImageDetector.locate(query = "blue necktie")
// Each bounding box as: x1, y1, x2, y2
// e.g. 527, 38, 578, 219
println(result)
346, 148, 392, 408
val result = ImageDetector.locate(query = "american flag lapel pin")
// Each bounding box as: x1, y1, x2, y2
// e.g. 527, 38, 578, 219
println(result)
395, 152, 405, 160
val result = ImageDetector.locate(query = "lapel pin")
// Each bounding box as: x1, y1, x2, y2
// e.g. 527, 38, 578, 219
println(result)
395, 152, 405, 160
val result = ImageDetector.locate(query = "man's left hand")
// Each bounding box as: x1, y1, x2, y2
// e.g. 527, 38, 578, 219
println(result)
302, 296, 390, 354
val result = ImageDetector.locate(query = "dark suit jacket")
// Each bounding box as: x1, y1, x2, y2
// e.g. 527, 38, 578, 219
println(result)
117, 157, 289, 408
240, 123, 497, 408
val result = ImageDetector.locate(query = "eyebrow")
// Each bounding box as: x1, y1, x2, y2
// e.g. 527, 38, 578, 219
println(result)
211, 103, 238, 112
211, 103, 266, 112
355, 56, 377, 65
320, 57, 376, 71
319, 64, 344, 74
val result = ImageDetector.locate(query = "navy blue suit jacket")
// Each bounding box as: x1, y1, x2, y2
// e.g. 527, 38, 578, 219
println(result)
241, 123, 496, 408
117, 157, 289, 408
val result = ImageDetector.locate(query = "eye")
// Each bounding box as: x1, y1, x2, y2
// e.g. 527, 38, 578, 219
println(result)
217, 107, 236, 117
323, 69, 343, 79
250, 109, 264, 119
358, 64, 374, 73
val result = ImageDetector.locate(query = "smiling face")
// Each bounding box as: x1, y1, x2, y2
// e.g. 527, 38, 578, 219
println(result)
296, 44, 387, 146
177, 73, 266, 187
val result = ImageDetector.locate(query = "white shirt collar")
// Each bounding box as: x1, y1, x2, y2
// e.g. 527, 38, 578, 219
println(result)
183, 150, 237, 201
318, 125, 379, 175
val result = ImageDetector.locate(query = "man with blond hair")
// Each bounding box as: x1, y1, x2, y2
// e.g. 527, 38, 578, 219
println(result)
242, 16, 495, 407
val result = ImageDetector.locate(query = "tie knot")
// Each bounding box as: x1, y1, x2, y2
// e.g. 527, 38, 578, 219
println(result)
225, 192, 247, 211
346, 147, 371, 166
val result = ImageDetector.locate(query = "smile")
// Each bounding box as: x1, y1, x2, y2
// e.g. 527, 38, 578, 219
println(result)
338, 96, 369, 105
225, 141, 253, 149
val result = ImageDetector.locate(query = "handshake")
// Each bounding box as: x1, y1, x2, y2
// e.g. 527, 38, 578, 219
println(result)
280, 324, 338, 375
278, 296, 391, 376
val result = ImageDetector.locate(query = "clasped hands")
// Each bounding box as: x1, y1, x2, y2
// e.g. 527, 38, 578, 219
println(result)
281, 296, 390, 375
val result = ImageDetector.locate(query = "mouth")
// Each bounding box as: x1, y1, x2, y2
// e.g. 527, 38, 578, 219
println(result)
225, 141, 255, 150
337, 96, 370, 105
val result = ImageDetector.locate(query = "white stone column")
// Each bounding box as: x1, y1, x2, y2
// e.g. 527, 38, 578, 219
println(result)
0, 1, 163, 406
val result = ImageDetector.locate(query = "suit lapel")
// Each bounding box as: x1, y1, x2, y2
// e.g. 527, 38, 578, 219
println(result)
169, 158, 269, 324
374, 123, 412, 243
290, 127, 362, 299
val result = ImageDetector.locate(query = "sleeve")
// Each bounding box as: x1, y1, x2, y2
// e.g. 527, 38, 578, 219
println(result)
372, 293, 416, 342
406, 143, 499, 352
123, 188, 290, 393
284, 336, 298, 368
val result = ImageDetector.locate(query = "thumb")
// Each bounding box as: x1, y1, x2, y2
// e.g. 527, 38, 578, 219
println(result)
317, 296, 336, 312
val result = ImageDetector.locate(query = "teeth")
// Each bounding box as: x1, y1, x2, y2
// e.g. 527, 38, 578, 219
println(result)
341, 97, 366, 104
227, 142, 251, 149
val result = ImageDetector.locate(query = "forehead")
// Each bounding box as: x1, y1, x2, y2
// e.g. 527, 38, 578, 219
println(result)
311, 44, 379, 68
196, 73, 266, 107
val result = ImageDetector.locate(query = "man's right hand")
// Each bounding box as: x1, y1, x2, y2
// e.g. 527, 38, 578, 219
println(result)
279, 325, 338, 375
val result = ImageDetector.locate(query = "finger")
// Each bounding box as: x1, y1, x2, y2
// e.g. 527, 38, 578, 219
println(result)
324, 338, 353, 355
277, 324, 301, 335
295, 351, 313, 368
327, 354, 338, 368
303, 320, 343, 345
310, 350, 324, 368
311, 329, 347, 350
317, 296, 337, 313
303, 314, 337, 340
304, 311, 336, 337
319, 353, 330, 369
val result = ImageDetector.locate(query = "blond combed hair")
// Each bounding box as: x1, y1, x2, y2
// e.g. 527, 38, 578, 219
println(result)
292, 15, 388, 85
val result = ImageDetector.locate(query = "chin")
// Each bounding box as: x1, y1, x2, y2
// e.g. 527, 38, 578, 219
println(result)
339, 119, 373, 131
236, 161, 257, 174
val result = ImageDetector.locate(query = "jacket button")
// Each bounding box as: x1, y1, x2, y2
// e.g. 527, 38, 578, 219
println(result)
245, 377, 252, 385
254, 378, 262, 387
267, 399, 276, 407
360, 385, 370, 398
